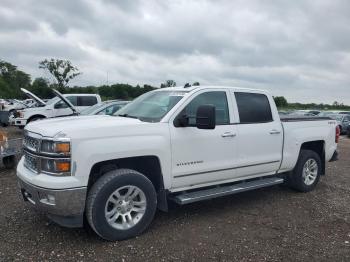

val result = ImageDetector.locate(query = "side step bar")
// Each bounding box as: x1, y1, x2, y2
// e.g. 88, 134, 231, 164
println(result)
171, 177, 284, 205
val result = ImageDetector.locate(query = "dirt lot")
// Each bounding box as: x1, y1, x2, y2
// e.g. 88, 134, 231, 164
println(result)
0, 127, 349, 261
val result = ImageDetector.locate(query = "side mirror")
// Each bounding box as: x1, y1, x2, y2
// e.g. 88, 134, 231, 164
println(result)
196, 105, 216, 129
174, 114, 189, 127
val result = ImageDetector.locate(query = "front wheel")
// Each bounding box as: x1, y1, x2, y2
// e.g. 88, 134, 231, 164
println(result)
86, 169, 157, 241
287, 150, 321, 192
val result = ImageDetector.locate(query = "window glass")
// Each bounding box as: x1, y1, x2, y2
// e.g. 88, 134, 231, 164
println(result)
98, 104, 122, 115
78, 96, 97, 106
235, 92, 273, 123
181, 91, 230, 125
54, 96, 77, 109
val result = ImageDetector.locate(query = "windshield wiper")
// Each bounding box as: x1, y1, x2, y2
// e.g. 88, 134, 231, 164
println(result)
117, 113, 139, 119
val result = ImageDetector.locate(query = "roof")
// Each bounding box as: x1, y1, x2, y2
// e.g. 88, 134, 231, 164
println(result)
157, 85, 266, 93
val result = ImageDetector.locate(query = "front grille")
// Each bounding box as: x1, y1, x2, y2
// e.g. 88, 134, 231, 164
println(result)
24, 151, 39, 173
23, 135, 40, 152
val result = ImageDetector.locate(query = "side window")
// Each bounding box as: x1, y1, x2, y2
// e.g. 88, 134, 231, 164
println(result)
98, 105, 122, 115
181, 91, 230, 126
235, 92, 273, 124
54, 96, 77, 109
67, 96, 78, 106
78, 96, 97, 106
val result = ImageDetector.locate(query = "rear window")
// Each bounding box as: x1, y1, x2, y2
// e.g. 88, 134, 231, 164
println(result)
235, 92, 273, 123
78, 96, 98, 106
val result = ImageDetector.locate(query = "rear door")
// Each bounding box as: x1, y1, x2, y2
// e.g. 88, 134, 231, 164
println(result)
232, 91, 283, 178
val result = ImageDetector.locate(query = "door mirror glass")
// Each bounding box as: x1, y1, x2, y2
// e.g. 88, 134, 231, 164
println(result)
196, 105, 216, 129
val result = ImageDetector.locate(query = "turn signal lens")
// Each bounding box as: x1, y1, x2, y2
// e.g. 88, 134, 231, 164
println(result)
56, 161, 71, 172
56, 143, 70, 154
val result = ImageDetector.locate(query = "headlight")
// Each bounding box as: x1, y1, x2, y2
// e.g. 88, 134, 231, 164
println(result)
41, 158, 71, 175
41, 140, 70, 156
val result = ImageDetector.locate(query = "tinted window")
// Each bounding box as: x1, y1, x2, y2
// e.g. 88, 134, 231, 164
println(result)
78, 96, 97, 106
54, 96, 77, 108
67, 96, 78, 106
235, 92, 273, 123
180, 91, 230, 125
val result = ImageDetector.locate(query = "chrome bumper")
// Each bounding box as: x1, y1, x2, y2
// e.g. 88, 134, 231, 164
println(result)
17, 177, 87, 227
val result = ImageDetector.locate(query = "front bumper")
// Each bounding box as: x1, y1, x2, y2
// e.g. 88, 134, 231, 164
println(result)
14, 118, 27, 127
17, 176, 87, 228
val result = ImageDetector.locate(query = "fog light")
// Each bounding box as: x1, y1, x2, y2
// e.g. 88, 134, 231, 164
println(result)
39, 193, 56, 206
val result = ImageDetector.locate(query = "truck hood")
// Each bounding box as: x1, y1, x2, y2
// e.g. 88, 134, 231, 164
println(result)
25, 115, 143, 138
21, 88, 46, 106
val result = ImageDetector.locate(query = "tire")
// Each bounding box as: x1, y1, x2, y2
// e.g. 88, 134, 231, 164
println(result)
3, 155, 16, 169
86, 168, 157, 241
287, 149, 322, 192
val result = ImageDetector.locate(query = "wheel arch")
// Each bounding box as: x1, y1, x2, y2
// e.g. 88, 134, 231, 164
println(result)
27, 114, 46, 123
300, 140, 325, 175
88, 155, 168, 211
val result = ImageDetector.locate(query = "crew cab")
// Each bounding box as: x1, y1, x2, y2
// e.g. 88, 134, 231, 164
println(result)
17, 86, 339, 241
13, 88, 101, 127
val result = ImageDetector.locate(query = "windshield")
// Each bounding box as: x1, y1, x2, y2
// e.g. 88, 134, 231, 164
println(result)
115, 90, 187, 122
80, 102, 107, 115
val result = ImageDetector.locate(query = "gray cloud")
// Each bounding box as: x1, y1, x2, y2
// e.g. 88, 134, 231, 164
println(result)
1, 0, 350, 104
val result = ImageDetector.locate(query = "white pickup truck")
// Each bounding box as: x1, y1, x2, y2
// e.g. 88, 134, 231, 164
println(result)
17, 86, 339, 241
13, 88, 101, 128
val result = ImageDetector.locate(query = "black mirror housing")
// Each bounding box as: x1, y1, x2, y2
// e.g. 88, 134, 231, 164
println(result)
196, 105, 216, 129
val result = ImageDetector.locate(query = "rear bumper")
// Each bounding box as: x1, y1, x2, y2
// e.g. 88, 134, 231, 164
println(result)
17, 177, 87, 227
329, 150, 338, 162
14, 118, 27, 127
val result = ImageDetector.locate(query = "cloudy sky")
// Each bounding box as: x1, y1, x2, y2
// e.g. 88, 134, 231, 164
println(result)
1, 0, 350, 104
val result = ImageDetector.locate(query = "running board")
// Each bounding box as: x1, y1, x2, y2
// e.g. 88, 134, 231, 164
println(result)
171, 177, 284, 205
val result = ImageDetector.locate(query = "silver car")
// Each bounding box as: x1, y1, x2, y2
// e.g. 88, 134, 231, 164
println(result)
328, 114, 350, 134
80, 100, 129, 116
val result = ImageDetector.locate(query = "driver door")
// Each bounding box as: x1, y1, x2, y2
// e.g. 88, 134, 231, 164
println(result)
170, 89, 238, 189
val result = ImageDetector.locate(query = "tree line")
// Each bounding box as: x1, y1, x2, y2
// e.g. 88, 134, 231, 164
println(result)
1, 58, 349, 110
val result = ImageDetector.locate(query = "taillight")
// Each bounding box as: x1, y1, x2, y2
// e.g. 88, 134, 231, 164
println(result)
335, 125, 340, 143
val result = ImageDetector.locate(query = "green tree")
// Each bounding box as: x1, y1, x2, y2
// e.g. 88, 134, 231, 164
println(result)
192, 82, 200, 86
28, 77, 53, 98
160, 80, 176, 88
0, 60, 31, 98
39, 59, 81, 92
274, 96, 288, 108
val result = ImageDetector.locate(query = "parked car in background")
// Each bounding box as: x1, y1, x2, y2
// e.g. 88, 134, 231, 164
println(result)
338, 111, 350, 115
308, 110, 321, 115
13, 88, 101, 128
328, 114, 350, 134
286, 110, 316, 117
80, 100, 129, 116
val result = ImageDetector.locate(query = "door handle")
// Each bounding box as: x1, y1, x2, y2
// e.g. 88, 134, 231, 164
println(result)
221, 132, 236, 138
269, 129, 281, 135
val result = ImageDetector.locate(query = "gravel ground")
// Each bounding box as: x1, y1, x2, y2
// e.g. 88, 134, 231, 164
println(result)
0, 127, 349, 261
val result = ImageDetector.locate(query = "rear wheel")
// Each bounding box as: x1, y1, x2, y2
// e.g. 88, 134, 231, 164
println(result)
287, 150, 321, 192
86, 169, 157, 241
